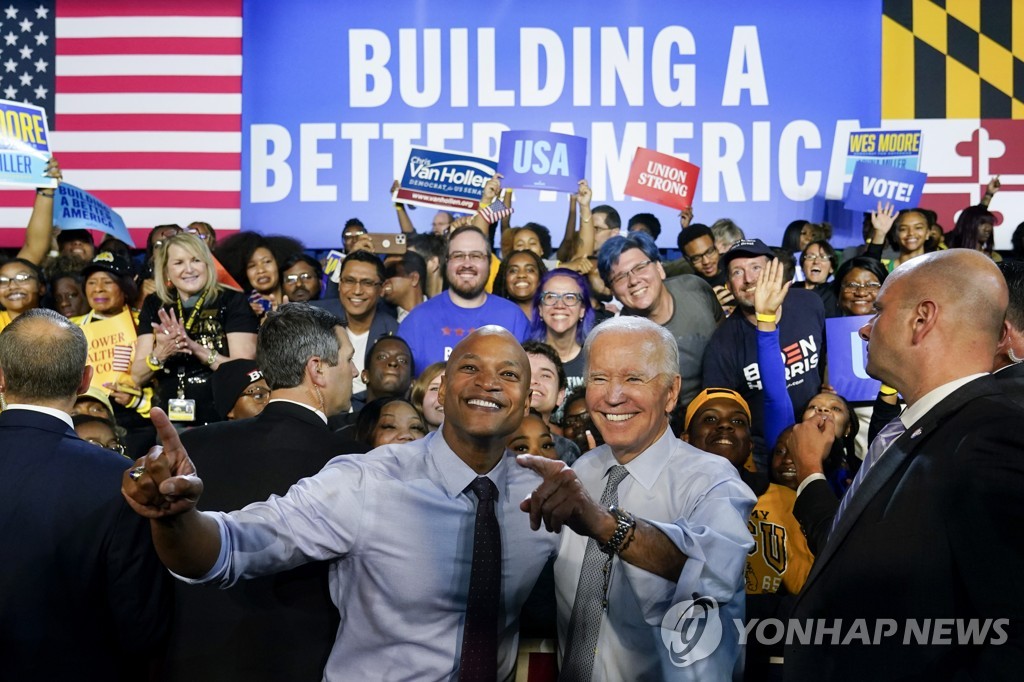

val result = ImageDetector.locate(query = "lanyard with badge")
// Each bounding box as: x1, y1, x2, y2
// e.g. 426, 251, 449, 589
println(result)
167, 292, 207, 423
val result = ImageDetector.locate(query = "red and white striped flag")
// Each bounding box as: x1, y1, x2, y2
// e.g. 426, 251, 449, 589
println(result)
477, 200, 514, 225
0, 0, 242, 248
111, 343, 133, 372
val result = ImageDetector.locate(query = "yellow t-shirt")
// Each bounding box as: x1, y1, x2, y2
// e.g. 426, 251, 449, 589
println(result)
744, 483, 814, 596
0, 310, 12, 334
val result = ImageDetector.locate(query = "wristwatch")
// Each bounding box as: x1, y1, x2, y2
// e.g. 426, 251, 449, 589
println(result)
599, 505, 637, 556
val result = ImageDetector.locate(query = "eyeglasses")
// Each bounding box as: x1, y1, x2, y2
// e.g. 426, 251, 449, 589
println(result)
241, 387, 271, 403
609, 260, 654, 287
540, 291, 583, 307
340, 277, 381, 289
803, 254, 831, 262
85, 439, 127, 456
447, 251, 488, 263
687, 245, 719, 265
284, 273, 317, 284
0, 273, 38, 288
183, 228, 209, 240
842, 281, 881, 292
562, 412, 590, 427
343, 230, 367, 240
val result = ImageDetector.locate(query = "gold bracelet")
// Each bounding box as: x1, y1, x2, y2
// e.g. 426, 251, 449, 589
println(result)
755, 313, 777, 323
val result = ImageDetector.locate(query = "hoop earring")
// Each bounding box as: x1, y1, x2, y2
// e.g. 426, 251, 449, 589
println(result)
1009, 347, 1024, 364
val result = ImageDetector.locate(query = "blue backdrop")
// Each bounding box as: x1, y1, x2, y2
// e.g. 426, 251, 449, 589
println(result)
241, 0, 881, 248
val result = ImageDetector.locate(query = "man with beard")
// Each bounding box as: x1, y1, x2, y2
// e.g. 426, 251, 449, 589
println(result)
280, 253, 323, 302
399, 226, 529, 374
702, 239, 825, 471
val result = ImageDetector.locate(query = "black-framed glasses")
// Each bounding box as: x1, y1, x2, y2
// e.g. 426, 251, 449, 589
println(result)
562, 412, 590, 427
609, 260, 654, 287
340, 277, 382, 289
0, 273, 37, 288
687, 245, 719, 265
540, 291, 583, 307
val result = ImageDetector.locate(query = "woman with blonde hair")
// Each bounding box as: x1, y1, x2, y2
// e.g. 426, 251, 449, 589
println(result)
131, 232, 259, 425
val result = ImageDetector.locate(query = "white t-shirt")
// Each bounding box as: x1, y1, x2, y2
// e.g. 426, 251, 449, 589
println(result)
349, 330, 369, 396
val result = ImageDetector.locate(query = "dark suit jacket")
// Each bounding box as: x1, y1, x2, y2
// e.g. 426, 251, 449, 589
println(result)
310, 296, 399, 350
0, 409, 171, 681
787, 376, 1024, 680
995, 361, 1024, 408
165, 401, 366, 682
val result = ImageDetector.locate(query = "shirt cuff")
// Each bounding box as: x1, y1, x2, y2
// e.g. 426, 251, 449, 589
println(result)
168, 513, 230, 585
796, 473, 827, 497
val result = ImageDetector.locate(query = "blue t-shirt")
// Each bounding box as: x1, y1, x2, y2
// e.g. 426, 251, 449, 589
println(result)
399, 292, 530, 376
702, 288, 825, 466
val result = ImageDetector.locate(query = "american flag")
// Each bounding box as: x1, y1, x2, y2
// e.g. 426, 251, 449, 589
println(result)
0, 0, 241, 247
111, 342, 133, 372
478, 200, 514, 225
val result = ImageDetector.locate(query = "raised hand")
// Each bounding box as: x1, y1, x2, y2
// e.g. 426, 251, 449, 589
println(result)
576, 179, 592, 209
678, 206, 693, 229
753, 257, 790, 318
481, 173, 503, 205
870, 201, 897, 237
121, 408, 203, 519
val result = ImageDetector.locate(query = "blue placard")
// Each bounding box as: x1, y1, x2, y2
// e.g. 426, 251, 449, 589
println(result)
496, 130, 587, 193
395, 147, 497, 212
54, 184, 135, 247
240, 0, 882, 248
826, 315, 880, 403
0, 99, 56, 189
844, 161, 927, 213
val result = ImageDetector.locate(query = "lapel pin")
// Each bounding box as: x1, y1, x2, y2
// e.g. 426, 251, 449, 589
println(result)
910, 428, 922, 439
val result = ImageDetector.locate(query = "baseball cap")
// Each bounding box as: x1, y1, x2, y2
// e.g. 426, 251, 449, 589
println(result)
81, 251, 135, 280
57, 229, 95, 246
720, 238, 775, 270
684, 387, 751, 431
212, 359, 265, 420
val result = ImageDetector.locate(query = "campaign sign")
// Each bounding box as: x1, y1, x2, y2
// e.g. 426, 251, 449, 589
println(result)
54, 184, 135, 247
624, 147, 700, 210
826, 315, 880, 403
395, 147, 497, 212
82, 310, 139, 391
0, 99, 56, 189
844, 161, 927, 213
845, 129, 922, 173
323, 249, 344, 284
496, 131, 587, 193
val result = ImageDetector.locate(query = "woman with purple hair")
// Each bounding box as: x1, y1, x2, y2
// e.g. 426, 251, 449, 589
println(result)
527, 267, 596, 393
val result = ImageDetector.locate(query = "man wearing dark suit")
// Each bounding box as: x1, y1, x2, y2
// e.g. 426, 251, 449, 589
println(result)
165, 304, 366, 682
994, 259, 1024, 407
786, 249, 1024, 680
0, 309, 171, 681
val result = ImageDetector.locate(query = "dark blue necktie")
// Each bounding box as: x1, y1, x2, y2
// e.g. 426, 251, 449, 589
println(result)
459, 476, 501, 680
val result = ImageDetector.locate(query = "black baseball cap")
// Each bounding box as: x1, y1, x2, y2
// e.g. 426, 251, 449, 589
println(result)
212, 359, 265, 420
720, 238, 776, 269
57, 229, 94, 245
81, 251, 135, 280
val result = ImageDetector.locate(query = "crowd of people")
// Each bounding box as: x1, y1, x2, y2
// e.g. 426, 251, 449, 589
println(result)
2, 166, 1022, 681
